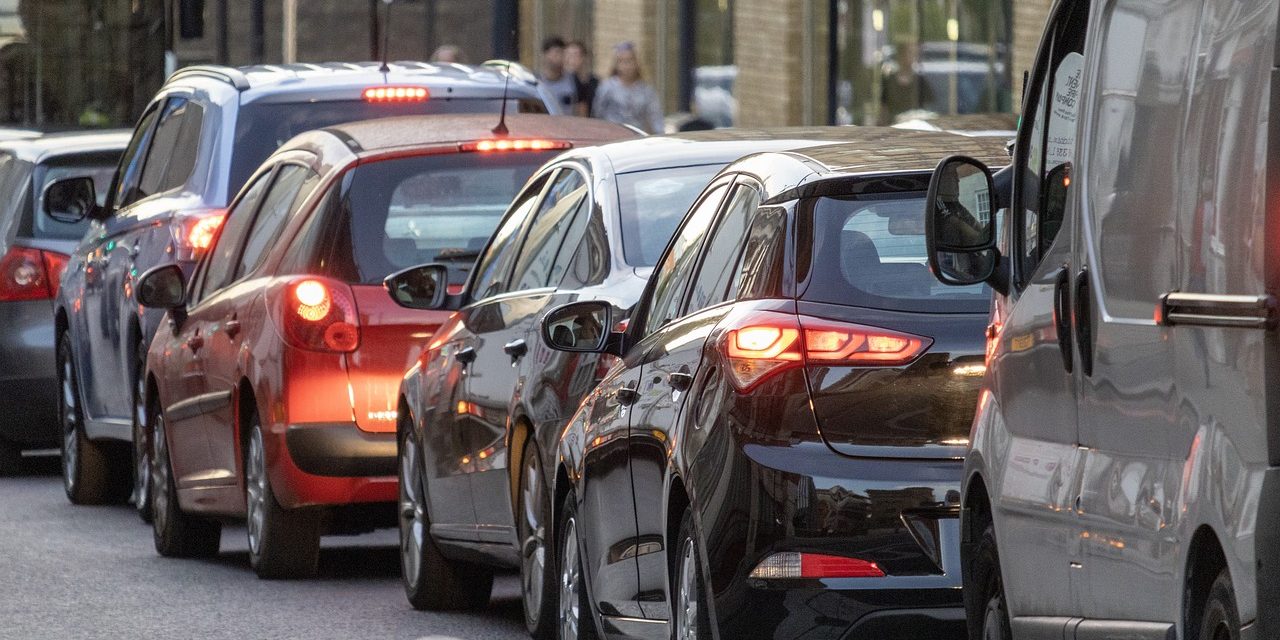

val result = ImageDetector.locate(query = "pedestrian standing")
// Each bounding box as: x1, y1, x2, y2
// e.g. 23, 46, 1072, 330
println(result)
538, 37, 577, 113
431, 45, 464, 64
593, 42, 663, 134
565, 40, 599, 118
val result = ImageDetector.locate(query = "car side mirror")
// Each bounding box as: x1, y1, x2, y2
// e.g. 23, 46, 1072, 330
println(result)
925, 155, 1006, 294
136, 264, 187, 309
44, 176, 102, 224
542, 301, 624, 356
384, 263, 457, 311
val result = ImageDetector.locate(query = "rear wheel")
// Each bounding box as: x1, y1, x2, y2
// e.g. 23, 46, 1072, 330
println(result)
672, 509, 711, 640
966, 521, 1011, 640
245, 419, 321, 579
398, 424, 493, 609
1193, 569, 1240, 640
58, 333, 129, 505
151, 408, 221, 558
557, 493, 597, 640
132, 341, 152, 522
519, 438, 557, 639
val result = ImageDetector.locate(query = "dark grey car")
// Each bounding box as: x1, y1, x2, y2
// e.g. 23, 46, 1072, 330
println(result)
0, 131, 129, 473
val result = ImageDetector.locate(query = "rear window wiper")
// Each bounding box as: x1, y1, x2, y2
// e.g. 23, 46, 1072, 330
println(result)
434, 248, 482, 261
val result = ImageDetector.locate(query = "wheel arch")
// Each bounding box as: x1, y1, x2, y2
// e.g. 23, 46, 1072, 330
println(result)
1183, 524, 1231, 636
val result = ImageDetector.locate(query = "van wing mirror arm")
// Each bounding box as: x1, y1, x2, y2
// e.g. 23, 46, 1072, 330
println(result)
989, 256, 1010, 296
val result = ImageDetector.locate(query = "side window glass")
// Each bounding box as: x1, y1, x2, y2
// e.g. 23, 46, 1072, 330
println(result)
736, 206, 787, 301
510, 170, 588, 291
470, 173, 550, 300
160, 100, 204, 192
136, 98, 189, 199
279, 186, 337, 276
688, 185, 761, 311
553, 199, 606, 290
112, 103, 162, 209
641, 182, 728, 336
198, 171, 273, 302
235, 165, 314, 280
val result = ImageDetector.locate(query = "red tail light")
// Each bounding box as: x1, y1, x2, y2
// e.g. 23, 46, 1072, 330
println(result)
749, 552, 885, 579
363, 86, 430, 103
272, 277, 360, 353
171, 210, 226, 260
186, 215, 224, 252
460, 139, 573, 153
0, 246, 68, 301
720, 310, 931, 391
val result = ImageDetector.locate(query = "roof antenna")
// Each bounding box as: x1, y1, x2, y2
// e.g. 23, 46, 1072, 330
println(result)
379, 0, 394, 73
492, 62, 511, 136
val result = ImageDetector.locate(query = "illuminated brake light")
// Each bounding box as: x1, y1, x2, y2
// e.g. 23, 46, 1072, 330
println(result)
187, 215, 224, 252
461, 139, 573, 153
749, 552, 885, 579
363, 86, 430, 103
275, 277, 360, 352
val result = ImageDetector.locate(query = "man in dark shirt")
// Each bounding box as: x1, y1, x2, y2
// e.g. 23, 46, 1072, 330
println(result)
565, 40, 600, 117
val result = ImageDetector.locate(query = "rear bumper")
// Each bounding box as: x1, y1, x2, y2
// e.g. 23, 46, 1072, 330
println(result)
266, 422, 397, 509
0, 300, 59, 447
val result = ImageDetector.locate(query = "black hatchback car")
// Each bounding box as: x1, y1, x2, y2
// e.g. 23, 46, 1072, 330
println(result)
541, 129, 1008, 640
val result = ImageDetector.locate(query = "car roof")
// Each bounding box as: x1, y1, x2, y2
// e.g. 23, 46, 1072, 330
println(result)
166, 61, 546, 104
298, 114, 636, 155
0, 130, 132, 164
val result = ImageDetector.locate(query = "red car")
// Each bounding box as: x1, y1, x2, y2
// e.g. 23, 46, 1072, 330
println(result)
135, 114, 634, 578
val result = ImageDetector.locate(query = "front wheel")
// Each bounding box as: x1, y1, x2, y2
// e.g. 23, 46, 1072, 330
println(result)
671, 509, 711, 640
58, 333, 129, 505
245, 419, 321, 579
398, 425, 492, 609
1192, 569, 1240, 640
151, 408, 221, 558
132, 341, 152, 522
965, 521, 1012, 640
557, 493, 598, 640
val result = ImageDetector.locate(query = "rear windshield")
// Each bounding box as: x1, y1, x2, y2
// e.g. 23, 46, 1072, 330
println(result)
616, 164, 725, 267
800, 193, 990, 313
317, 150, 558, 285
230, 98, 547, 199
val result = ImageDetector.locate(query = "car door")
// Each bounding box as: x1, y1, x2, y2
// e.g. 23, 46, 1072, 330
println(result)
1072, 0, 1201, 626
986, 0, 1092, 625
628, 180, 756, 619
203, 162, 318, 484
469, 167, 590, 541
578, 179, 729, 619
164, 169, 274, 486
422, 173, 548, 540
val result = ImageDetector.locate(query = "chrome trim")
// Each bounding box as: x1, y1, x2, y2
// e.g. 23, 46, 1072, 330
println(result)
1159, 292, 1275, 329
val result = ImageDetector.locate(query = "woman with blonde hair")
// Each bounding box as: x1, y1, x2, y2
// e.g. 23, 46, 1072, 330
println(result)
592, 42, 664, 133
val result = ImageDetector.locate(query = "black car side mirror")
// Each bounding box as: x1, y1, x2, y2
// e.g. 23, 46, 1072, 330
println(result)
542, 301, 625, 356
136, 264, 187, 310
44, 176, 102, 224
925, 155, 1007, 295
384, 263, 460, 311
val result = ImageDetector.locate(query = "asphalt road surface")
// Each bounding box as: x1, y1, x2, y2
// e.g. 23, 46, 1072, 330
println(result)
0, 460, 528, 640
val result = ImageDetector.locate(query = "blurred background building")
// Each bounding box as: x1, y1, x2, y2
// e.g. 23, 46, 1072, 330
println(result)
0, 0, 1050, 130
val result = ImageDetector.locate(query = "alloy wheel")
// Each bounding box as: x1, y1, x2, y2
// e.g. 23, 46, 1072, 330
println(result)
676, 538, 701, 640
520, 453, 547, 623
132, 370, 151, 517
151, 414, 171, 535
245, 428, 268, 557
60, 350, 79, 493
399, 431, 426, 588
559, 517, 582, 640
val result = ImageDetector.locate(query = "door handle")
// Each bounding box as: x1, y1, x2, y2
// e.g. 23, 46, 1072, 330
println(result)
1052, 266, 1073, 373
503, 338, 527, 362
456, 346, 477, 364
668, 371, 693, 392
186, 334, 204, 351
223, 319, 241, 338
614, 382, 639, 406
1073, 268, 1094, 377
128, 242, 141, 258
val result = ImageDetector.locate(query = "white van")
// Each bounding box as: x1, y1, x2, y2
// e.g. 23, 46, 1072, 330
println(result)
921, 0, 1279, 638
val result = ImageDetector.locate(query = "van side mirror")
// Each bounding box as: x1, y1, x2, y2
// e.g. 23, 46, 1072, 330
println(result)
925, 155, 1005, 294
136, 264, 187, 309
44, 177, 101, 224
542, 301, 624, 356
384, 263, 456, 311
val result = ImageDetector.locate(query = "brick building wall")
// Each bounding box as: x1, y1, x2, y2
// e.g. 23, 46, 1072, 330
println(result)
1011, 0, 1052, 110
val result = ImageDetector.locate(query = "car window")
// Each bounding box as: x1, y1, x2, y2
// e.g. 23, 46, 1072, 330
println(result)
197, 170, 273, 303
470, 173, 550, 300
616, 163, 726, 267
235, 165, 314, 280
687, 185, 760, 311
111, 103, 162, 209
160, 100, 204, 193
510, 169, 589, 291
641, 182, 728, 336
736, 206, 787, 301
1014, 1, 1089, 283
277, 186, 337, 276
556, 200, 609, 290
137, 98, 198, 199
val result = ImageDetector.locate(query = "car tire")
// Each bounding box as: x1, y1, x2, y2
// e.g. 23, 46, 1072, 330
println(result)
245, 418, 321, 579
399, 424, 493, 610
0, 439, 23, 476
151, 407, 222, 558
672, 508, 712, 640
557, 492, 598, 640
966, 521, 1012, 640
58, 332, 130, 505
1193, 569, 1240, 640
519, 437, 557, 639
132, 340, 153, 523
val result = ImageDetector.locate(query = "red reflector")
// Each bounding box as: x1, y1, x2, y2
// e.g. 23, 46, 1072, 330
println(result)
363, 86, 430, 103
0, 246, 53, 302
461, 139, 573, 153
749, 552, 885, 579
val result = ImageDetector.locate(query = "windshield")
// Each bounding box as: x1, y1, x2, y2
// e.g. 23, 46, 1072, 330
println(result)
230, 97, 547, 199
319, 150, 559, 285
616, 163, 725, 267
800, 193, 990, 313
